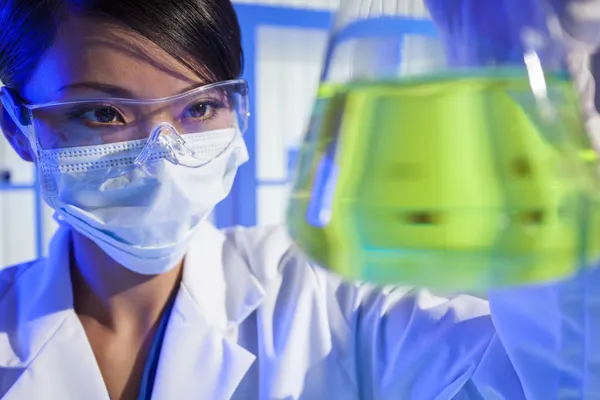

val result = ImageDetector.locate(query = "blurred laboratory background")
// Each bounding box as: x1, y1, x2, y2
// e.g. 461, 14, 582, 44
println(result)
1, 0, 600, 267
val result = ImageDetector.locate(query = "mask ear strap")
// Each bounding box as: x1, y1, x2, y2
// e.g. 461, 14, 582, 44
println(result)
0, 87, 38, 152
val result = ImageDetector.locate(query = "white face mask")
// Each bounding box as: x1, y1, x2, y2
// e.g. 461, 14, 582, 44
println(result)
38, 127, 248, 275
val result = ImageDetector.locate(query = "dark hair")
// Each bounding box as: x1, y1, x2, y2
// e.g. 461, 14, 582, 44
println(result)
0, 0, 244, 91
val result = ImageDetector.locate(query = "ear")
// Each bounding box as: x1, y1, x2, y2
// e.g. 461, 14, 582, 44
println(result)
0, 101, 34, 162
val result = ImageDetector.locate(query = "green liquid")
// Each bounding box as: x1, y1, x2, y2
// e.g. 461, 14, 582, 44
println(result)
287, 69, 600, 291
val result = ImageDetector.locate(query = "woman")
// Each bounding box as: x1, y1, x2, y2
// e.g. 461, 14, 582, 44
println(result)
0, 0, 598, 399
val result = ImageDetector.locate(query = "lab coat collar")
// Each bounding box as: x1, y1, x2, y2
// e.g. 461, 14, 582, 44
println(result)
181, 221, 266, 332
0, 223, 73, 369
0, 224, 111, 399
0, 220, 266, 399
151, 221, 264, 399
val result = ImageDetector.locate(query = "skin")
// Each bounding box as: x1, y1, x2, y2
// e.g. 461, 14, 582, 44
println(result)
1, 15, 209, 400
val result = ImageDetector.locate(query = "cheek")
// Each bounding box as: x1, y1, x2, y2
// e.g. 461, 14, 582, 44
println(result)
213, 110, 237, 129
28, 111, 70, 150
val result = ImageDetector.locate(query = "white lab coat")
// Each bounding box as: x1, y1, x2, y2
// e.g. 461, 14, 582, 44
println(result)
0, 221, 599, 399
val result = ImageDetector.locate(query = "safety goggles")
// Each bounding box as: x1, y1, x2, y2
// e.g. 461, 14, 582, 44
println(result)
1, 79, 249, 168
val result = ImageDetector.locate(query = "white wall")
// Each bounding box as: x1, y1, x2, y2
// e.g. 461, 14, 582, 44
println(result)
255, 26, 329, 225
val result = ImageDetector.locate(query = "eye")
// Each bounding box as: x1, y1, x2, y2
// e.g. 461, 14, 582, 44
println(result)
183, 100, 221, 120
79, 106, 125, 125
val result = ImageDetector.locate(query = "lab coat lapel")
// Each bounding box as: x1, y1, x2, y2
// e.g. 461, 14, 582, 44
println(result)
2, 313, 109, 400
0, 225, 109, 400
151, 222, 265, 399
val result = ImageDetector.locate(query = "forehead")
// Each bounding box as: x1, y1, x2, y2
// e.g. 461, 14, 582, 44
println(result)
22, 16, 204, 103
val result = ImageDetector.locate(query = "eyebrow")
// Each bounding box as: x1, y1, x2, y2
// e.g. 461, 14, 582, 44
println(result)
57, 81, 203, 99
57, 82, 134, 98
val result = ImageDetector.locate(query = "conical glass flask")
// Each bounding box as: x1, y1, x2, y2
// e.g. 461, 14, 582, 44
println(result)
286, 0, 600, 291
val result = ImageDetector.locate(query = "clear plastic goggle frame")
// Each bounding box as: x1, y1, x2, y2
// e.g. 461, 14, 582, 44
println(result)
0, 79, 249, 168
